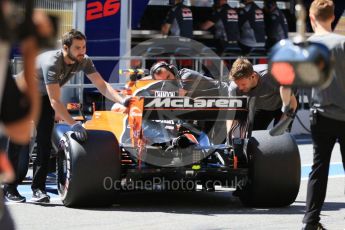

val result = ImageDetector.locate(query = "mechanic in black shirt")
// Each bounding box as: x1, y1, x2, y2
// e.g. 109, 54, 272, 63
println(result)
200, 0, 240, 55
0, 2, 49, 226
238, 0, 266, 54
263, 0, 288, 49
1, 66, 34, 204
161, 0, 193, 38
1, 8, 56, 205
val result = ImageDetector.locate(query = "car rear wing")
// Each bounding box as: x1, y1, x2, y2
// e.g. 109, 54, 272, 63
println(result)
127, 96, 253, 147
136, 96, 249, 121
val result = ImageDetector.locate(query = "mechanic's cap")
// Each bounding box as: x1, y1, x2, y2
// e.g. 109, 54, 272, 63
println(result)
150, 61, 180, 79
268, 39, 333, 88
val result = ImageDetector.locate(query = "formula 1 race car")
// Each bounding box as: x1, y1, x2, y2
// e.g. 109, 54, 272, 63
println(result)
52, 78, 301, 208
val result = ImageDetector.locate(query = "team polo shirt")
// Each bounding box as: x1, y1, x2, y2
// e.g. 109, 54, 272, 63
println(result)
210, 4, 239, 43
238, 2, 266, 47
228, 64, 281, 111
308, 33, 345, 121
164, 3, 193, 38
36, 50, 97, 95
264, 6, 288, 47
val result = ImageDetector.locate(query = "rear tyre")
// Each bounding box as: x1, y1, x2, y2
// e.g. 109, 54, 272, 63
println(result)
239, 130, 301, 207
57, 129, 121, 207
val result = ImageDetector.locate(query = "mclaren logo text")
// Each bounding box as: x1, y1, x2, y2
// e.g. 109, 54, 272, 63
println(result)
145, 98, 243, 108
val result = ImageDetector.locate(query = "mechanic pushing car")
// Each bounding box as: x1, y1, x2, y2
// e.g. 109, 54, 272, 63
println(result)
5, 29, 129, 204
228, 57, 297, 131
301, 0, 345, 229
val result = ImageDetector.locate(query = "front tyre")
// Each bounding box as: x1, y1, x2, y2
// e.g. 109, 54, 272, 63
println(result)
57, 130, 121, 207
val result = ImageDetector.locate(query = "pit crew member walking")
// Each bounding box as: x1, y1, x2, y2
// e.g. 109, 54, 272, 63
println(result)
302, 0, 345, 229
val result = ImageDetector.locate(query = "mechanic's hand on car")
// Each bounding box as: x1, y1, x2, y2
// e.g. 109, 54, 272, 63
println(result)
111, 103, 127, 113
71, 122, 87, 142
270, 104, 296, 136
281, 104, 296, 119
121, 96, 134, 107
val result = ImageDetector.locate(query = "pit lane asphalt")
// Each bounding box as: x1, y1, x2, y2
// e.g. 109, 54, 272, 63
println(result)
5, 136, 345, 230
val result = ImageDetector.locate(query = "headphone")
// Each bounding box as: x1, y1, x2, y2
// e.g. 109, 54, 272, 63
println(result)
150, 62, 179, 79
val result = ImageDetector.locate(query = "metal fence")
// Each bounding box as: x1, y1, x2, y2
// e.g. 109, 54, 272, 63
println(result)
11, 55, 266, 103
11, 55, 310, 108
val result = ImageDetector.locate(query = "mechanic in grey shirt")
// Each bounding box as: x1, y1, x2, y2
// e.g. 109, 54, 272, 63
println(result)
7, 29, 127, 204
148, 61, 229, 144
149, 61, 228, 96
228, 57, 297, 130
302, 0, 345, 229
36, 49, 95, 95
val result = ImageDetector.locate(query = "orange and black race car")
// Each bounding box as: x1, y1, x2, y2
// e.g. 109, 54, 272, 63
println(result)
52, 77, 301, 208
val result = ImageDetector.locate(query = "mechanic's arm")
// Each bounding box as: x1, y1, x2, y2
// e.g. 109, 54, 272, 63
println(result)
226, 82, 241, 139
87, 72, 124, 104
161, 23, 171, 35
46, 84, 76, 125
226, 120, 234, 135
280, 86, 297, 112
200, 20, 214, 30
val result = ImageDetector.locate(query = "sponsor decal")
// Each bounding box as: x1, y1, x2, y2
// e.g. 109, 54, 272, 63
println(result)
182, 8, 193, 19
144, 98, 244, 108
129, 107, 142, 117
154, 91, 177, 97
255, 9, 264, 21
227, 9, 238, 21
153, 120, 175, 124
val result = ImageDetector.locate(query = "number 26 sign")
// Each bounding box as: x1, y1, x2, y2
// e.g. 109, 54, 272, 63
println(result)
86, 0, 120, 21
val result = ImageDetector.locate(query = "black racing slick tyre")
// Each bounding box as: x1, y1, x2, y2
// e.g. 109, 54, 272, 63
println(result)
57, 130, 121, 207
239, 130, 301, 207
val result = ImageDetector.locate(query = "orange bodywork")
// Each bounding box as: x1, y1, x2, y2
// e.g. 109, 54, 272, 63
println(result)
126, 79, 156, 95
84, 80, 153, 145
84, 111, 127, 140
